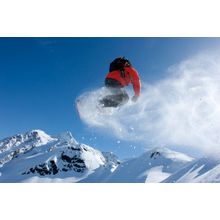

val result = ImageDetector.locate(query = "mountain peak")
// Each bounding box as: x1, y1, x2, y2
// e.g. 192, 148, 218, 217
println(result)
144, 147, 194, 162
25, 129, 55, 145
28, 129, 50, 137
0, 129, 121, 182
57, 131, 78, 145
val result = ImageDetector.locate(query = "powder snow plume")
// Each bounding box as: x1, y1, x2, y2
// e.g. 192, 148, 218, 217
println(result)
76, 52, 220, 154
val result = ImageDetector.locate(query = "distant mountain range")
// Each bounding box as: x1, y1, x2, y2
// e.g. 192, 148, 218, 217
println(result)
0, 129, 220, 183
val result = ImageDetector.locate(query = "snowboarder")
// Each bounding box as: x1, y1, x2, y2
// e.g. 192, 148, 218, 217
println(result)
100, 57, 141, 107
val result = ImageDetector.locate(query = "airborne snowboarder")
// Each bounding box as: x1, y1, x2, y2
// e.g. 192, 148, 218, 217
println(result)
99, 57, 141, 107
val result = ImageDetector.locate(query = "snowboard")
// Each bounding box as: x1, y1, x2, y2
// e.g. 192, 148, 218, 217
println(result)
75, 87, 130, 121
76, 96, 116, 120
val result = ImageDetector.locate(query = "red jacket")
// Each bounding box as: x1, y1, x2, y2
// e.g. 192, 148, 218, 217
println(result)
106, 66, 141, 96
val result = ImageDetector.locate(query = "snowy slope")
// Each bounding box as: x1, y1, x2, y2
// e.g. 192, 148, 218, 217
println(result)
81, 147, 194, 183
0, 130, 120, 182
163, 156, 220, 183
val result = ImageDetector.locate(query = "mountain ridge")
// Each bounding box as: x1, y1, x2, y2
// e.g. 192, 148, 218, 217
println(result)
1, 129, 220, 183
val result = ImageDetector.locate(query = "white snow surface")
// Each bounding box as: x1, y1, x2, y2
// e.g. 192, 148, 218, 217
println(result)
144, 166, 171, 183
83, 147, 194, 183
163, 156, 220, 183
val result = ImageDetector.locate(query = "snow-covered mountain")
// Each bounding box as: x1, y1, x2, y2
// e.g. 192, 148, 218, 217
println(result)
0, 130, 120, 182
1, 129, 220, 183
163, 156, 220, 183
81, 147, 194, 183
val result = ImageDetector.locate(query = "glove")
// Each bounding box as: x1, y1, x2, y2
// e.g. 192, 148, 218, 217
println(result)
131, 95, 139, 102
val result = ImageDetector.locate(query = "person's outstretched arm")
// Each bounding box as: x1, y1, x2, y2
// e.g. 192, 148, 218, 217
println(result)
126, 66, 141, 100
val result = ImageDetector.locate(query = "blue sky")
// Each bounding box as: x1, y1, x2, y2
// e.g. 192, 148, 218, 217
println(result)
1, 37, 220, 158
